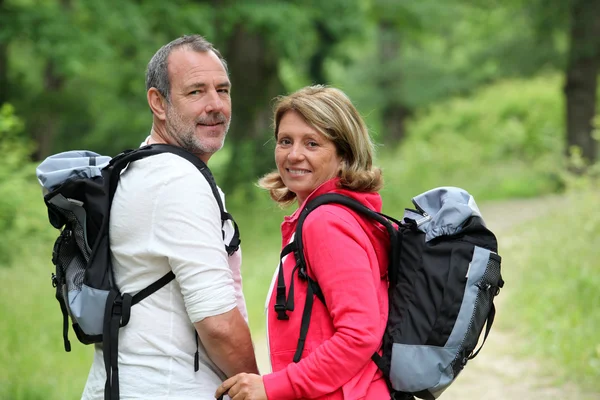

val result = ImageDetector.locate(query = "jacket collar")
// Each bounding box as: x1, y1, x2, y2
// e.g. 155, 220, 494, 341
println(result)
283, 178, 341, 224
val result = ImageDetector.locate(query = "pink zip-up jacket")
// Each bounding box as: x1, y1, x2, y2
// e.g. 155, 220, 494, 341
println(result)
264, 178, 391, 399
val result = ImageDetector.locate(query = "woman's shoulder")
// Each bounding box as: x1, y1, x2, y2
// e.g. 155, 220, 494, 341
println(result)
302, 202, 365, 236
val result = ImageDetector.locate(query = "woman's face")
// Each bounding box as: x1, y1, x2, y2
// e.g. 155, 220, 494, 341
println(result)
275, 110, 342, 205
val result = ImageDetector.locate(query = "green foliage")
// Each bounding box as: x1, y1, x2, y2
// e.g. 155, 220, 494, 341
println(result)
334, 0, 567, 145
0, 104, 52, 266
506, 188, 600, 391
0, 237, 92, 400
380, 75, 565, 210
0, 106, 87, 398
225, 186, 288, 334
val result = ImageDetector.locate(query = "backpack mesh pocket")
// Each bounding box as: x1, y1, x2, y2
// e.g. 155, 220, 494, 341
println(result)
451, 253, 501, 376
52, 206, 90, 305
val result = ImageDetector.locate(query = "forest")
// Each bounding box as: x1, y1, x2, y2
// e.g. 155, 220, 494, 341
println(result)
0, 1, 599, 399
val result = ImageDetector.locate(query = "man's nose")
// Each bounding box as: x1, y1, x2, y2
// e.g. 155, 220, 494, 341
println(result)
205, 89, 224, 113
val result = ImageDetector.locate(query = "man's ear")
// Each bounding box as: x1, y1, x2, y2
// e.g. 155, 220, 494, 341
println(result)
148, 88, 167, 120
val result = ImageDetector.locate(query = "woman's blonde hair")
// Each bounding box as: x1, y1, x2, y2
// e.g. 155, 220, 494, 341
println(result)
259, 85, 383, 206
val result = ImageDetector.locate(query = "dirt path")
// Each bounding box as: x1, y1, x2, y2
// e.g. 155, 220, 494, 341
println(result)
253, 195, 598, 399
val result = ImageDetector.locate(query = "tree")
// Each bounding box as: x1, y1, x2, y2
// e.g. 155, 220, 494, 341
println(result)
376, 19, 409, 144
564, 0, 600, 165
0, 0, 7, 107
209, 0, 367, 192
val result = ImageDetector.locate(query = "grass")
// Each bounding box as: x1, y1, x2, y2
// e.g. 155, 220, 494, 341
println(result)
0, 179, 93, 400
0, 181, 287, 400
5, 180, 600, 399
502, 189, 600, 392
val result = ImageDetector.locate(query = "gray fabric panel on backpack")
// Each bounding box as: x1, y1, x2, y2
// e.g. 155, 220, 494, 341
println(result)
47, 193, 107, 335
48, 194, 92, 254
389, 246, 491, 396
390, 343, 459, 394
412, 187, 483, 242
36, 150, 111, 192
69, 284, 109, 336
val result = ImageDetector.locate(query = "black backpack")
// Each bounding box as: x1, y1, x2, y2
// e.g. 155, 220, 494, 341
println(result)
273, 187, 503, 400
36, 144, 240, 400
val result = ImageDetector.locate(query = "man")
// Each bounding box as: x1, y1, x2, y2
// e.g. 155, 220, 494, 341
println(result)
82, 35, 258, 399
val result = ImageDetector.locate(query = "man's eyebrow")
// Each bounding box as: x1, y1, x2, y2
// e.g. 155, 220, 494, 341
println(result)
183, 81, 231, 91
183, 82, 206, 91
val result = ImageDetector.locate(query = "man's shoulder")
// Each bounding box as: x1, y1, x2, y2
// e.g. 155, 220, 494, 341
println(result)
133, 151, 202, 172
128, 152, 213, 185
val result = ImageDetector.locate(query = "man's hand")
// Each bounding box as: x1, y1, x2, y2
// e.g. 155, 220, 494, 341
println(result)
215, 373, 266, 400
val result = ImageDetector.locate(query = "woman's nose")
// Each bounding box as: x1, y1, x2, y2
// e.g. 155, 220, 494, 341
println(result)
287, 146, 305, 161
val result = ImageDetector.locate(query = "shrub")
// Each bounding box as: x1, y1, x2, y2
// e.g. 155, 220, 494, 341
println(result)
0, 104, 53, 266
380, 75, 565, 210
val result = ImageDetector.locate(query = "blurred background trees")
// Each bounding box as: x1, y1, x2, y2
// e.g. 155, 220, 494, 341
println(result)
1, 0, 598, 192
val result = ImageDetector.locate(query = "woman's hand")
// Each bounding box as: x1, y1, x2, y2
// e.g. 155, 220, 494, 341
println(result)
215, 373, 267, 400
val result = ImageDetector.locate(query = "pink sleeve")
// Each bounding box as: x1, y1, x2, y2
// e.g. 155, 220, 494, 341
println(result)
263, 208, 383, 399
228, 247, 249, 321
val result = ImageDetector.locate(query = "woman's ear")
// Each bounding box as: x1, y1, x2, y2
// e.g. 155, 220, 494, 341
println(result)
147, 88, 167, 120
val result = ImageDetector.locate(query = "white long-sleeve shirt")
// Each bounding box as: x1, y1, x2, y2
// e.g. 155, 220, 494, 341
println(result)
82, 151, 247, 400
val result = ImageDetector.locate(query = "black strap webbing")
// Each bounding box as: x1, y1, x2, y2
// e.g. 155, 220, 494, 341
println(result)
132, 271, 175, 305
469, 302, 496, 360
107, 144, 240, 257
274, 241, 298, 320
57, 293, 72, 352
292, 276, 327, 364
276, 194, 395, 364
102, 272, 175, 400
103, 290, 120, 400
194, 334, 200, 372
293, 277, 315, 363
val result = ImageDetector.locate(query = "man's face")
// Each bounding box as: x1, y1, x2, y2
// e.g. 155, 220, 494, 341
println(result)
164, 49, 231, 158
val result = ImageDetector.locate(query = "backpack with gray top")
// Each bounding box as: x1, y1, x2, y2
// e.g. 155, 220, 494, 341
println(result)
274, 187, 503, 400
36, 144, 240, 400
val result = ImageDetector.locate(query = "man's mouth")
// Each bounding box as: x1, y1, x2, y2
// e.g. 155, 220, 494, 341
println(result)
197, 113, 227, 127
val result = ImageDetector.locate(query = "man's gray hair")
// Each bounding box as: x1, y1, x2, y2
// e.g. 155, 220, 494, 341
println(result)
145, 35, 228, 103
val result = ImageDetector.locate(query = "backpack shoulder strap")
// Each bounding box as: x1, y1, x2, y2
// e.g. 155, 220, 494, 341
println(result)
295, 193, 396, 273
109, 144, 240, 255
275, 193, 397, 363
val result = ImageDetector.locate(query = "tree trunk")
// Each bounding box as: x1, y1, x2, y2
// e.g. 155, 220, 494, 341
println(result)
31, 61, 65, 160
222, 25, 284, 193
0, 0, 8, 106
0, 41, 7, 107
308, 22, 334, 85
564, 0, 600, 165
378, 21, 409, 146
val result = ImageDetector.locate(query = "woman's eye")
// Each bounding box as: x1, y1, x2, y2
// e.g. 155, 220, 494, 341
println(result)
307, 141, 319, 147
278, 138, 291, 145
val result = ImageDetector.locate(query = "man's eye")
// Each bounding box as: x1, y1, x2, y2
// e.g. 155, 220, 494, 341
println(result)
189, 90, 201, 95
218, 89, 230, 94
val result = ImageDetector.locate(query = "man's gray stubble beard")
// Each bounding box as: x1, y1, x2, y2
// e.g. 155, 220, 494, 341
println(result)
165, 105, 230, 156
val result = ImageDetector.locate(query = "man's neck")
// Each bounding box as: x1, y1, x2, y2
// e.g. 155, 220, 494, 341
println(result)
148, 126, 168, 145
147, 125, 211, 164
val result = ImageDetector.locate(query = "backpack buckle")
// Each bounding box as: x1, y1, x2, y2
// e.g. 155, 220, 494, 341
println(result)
112, 297, 123, 316
298, 267, 307, 280
274, 303, 289, 320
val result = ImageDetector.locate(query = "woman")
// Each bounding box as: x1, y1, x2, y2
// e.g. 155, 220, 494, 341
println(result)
216, 85, 390, 399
